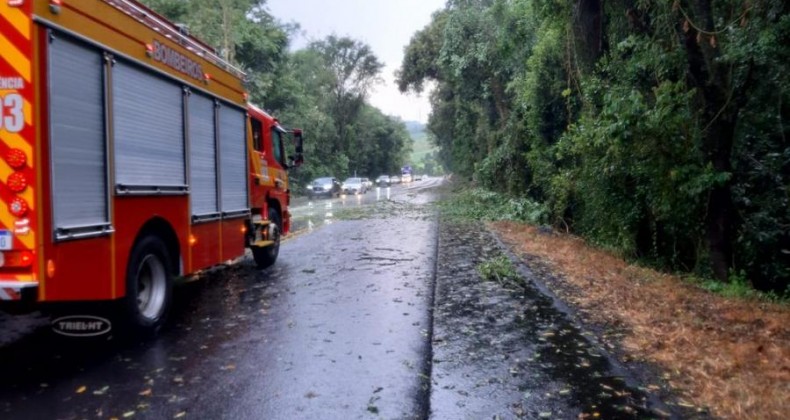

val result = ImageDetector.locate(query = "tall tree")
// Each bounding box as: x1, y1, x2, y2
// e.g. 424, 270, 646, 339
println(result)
398, 0, 789, 290
309, 35, 384, 157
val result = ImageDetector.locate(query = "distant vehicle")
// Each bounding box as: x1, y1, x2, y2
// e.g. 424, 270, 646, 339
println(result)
401, 165, 413, 183
361, 177, 373, 189
376, 175, 391, 186
415, 174, 423, 181
308, 177, 341, 199
342, 177, 367, 195
390, 175, 402, 184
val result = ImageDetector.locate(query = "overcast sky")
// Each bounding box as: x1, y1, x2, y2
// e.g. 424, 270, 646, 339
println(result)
265, 0, 446, 123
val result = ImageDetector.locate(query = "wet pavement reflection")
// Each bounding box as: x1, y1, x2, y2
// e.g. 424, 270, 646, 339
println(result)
0, 179, 441, 420
289, 178, 443, 235
0, 177, 679, 419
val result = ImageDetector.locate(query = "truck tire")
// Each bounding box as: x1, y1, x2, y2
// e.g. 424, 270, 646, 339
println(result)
252, 207, 281, 269
122, 235, 173, 335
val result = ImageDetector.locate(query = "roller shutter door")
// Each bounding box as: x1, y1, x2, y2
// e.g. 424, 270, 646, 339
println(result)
113, 61, 185, 189
188, 93, 218, 216
49, 34, 109, 234
218, 104, 247, 213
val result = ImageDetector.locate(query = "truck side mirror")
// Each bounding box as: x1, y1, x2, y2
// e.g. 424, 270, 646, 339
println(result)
288, 129, 304, 168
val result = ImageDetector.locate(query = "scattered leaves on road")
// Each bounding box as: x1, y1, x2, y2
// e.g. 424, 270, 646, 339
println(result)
93, 385, 109, 395
493, 220, 790, 419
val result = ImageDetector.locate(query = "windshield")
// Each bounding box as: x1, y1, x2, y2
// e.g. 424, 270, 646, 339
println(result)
344, 178, 361, 184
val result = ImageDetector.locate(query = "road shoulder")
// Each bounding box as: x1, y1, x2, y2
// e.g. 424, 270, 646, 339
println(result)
430, 220, 678, 419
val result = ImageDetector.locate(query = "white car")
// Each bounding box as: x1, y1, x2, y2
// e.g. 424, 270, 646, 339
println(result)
361, 177, 373, 189
341, 177, 367, 194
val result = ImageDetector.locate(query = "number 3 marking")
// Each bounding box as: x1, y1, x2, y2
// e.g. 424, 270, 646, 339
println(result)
1, 93, 24, 133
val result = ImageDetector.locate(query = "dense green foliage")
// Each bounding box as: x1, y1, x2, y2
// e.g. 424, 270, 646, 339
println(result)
140, 0, 412, 192
477, 254, 521, 288
399, 0, 789, 292
437, 186, 545, 224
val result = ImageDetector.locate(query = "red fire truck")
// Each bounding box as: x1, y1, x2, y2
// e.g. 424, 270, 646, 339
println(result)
0, 0, 303, 334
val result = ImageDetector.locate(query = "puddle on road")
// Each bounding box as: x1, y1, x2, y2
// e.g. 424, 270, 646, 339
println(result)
290, 190, 435, 235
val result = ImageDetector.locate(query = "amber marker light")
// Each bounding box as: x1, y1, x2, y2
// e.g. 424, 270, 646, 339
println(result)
145, 43, 154, 57
47, 259, 56, 278
189, 234, 197, 246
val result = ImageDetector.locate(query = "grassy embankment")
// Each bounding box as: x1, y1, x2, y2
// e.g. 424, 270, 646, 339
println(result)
439, 183, 790, 419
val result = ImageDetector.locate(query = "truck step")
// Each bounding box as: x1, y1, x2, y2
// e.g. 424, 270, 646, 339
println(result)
252, 240, 275, 248
253, 220, 271, 226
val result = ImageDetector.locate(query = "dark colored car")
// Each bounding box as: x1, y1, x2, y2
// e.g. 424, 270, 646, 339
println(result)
307, 177, 341, 199
376, 175, 391, 186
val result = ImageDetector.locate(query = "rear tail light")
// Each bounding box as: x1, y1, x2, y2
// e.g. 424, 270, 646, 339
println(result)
5, 149, 26, 169
7, 172, 27, 192
0, 250, 34, 268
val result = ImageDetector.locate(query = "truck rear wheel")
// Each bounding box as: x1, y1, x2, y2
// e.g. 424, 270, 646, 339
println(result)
122, 235, 173, 335
252, 207, 281, 269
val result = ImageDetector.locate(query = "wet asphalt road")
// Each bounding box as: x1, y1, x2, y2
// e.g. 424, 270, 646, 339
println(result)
0, 181, 439, 420
0, 178, 676, 419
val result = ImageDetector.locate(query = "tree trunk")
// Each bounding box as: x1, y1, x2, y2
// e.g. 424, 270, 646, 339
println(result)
680, 0, 745, 282
704, 125, 736, 282
574, 0, 604, 69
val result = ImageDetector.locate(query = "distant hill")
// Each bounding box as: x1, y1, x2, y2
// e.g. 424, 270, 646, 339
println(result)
404, 120, 425, 139
404, 121, 437, 164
